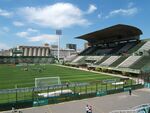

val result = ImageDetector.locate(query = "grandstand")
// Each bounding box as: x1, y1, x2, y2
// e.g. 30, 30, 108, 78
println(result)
68, 24, 150, 75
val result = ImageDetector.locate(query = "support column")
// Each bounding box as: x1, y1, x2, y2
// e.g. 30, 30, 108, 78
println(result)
35, 48, 38, 56
37, 48, 41, 56
33, 48, 37, 56
24, 48, 28, 56
42, 48, 45, 56
29, 48, 32, 56
46, 48, 49, 56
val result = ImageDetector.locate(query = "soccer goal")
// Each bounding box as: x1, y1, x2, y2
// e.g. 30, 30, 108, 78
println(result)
35, 77, 61, 87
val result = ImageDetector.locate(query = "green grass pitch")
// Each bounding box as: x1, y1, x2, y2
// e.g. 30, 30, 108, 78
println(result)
0, 64, 118, 89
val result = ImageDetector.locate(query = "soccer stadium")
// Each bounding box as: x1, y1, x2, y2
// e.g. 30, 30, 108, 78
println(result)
0, 24, 150, 113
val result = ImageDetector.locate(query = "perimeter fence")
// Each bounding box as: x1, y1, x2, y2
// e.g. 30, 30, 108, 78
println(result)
0, 79, 143, 111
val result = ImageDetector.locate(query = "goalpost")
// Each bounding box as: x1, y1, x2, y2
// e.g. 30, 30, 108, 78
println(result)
35, 77, 61, 87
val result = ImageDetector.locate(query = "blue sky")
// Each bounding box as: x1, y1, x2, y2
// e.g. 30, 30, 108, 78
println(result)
0, 0, 149, 50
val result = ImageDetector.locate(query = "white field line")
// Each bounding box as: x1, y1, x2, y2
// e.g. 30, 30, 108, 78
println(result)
53, 64, 144, 84
54, 64, 128, 78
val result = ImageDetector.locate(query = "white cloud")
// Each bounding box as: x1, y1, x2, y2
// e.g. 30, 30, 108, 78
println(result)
16, 32, 29, 38
0, 8, 13, 18
13, 21, 24, 27
27, 28, 38, 32
18, 2, 90, 29
0, 43, 9, 50
16, 28, 38, 38
105, 7, 138, 19
87, 4, 97, 14
29, 34, 58, 43
16, 29, 56, 43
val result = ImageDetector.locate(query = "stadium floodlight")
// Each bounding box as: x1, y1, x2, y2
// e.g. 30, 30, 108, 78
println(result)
56, 30, 62, 62
35, 77, 61, 87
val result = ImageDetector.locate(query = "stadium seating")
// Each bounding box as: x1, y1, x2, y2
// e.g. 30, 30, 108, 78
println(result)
116, 42, 136, 54
108, 44, 125, 55
64, 55, 77, 62
110, 56, 128, 67
117, 56, 142, 68
72, 56, 84, 63
70, 56, 88, 66
94, 48, 112, 55
94, 56, 110, 65
80, 46, 98, 55
87, 46, 99, 55
100, 56, 121, 66
79, 47, 91, 55
77, 56, 88, 64
85, 56, 100, 61
130, 56, 150, 69
127, 41, 146, 54
69, 40, 150, 73
137, 41, 150, 52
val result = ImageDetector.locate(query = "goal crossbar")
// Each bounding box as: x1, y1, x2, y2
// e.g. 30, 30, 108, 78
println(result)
35, 76, 61, 87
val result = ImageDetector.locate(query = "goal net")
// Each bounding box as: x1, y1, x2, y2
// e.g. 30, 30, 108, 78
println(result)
35, 77, 61, 87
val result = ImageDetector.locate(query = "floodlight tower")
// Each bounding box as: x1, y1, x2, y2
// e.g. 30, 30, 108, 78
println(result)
56, 30, 62, 62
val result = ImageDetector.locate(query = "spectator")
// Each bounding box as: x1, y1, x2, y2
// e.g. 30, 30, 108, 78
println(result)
12, 106, 17, 113
124, 80, 127, 84
129, 89, 132, 95
86, 105, 89, 113
66, 82, 69, 88
89, 106, 92, 113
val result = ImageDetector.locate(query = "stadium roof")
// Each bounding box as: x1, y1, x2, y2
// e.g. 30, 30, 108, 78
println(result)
76, 24, 143, 44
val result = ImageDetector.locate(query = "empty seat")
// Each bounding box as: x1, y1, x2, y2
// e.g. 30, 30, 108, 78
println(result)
72, 56, 84, 63
137, 41, 150, 52
117, 56, 141, 68
85, 56, 100, 61
100, 56, 121, 66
